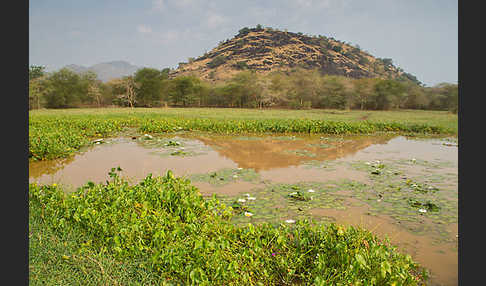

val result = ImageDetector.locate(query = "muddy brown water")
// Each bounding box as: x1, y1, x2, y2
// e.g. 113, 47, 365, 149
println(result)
29, 133, 458, 286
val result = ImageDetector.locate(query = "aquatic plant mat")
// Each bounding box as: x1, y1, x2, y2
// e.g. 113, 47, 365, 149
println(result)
29, 170, 428, 285
214, 157, 457, 245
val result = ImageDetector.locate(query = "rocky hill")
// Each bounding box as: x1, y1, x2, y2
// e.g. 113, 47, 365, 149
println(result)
170, 27, 420, 84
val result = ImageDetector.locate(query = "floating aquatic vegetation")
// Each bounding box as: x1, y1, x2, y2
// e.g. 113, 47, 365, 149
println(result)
408, 199, 441, 212
189, 168, 261, 186
302, 160, 339, 170
234, 136, 263, 141
283, 149, 317, 157
306, 143, 333, 149
288, 191, 312, 201
165, 140, 181, 146
272, 136, 301, 141
405, 180, 439, 194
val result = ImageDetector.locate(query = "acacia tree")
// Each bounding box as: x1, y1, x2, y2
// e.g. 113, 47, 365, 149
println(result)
29, 65, 48, 109
288, 68, 320, 109
44, 68, 85, 108
373, 79, 405, 110
108, 77, 138, 107
87, 83, 103, 107
29, 76, 49, 110
169, 76, 201, 107
134, 68, 165, 107
353, 78, 377, 110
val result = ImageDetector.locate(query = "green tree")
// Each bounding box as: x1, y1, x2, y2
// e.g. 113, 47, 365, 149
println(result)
373, 79, 405, 110
134, 68, 165, 107
169, 76, 202, 107
44, 68, 85, 108
29, 65, 46, 80
238, 27, 250, 35
29, 65, 48, 109
318, 75, 349, 109
353, 78, 378, 110
207, 56, 227, 68
288, 69, 320, 109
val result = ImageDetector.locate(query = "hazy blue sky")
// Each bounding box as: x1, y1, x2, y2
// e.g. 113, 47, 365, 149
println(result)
29, 0, 457, 86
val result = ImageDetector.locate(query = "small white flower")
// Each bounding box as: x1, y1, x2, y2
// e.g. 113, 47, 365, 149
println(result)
285, 219, 295, 224
244, 212, 253, 217
411, 158, 416, 162
377, 199, 382, 202
247, 197, 256, 201
307, 189, 315, 193
418, 209, 427, 213
365, 162, 371, 165
233, 175, 238, 178
237, 167, 243, 170
244, 193, 250, 197
237, 199, 246, 203
289, 192, 298, 196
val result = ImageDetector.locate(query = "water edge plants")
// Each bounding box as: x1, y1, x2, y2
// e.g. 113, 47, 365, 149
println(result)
29, 169, 428, 285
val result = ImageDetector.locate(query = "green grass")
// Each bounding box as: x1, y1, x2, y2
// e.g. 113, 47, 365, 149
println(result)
29, 169, 428, 285
29, 107, 457, 161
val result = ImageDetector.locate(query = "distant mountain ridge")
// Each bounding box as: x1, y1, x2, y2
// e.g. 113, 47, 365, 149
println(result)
63, 61, 141, 82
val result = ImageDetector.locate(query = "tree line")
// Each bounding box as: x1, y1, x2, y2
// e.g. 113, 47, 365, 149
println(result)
29, 65, 458, 113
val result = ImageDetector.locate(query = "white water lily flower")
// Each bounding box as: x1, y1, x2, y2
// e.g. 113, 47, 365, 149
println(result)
418, 209, 427, 213
237, 199, 246, 203
307, 189, 315, 193
244, 212, 253, 217
285, 219, 295, 224
247, 197, 256, 200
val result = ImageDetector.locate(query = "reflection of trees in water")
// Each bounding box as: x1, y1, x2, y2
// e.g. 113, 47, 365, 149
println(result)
196, 135, 395, 171
29, 156, 75, 178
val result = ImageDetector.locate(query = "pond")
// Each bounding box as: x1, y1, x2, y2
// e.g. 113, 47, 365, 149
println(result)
29, 132, 458, 286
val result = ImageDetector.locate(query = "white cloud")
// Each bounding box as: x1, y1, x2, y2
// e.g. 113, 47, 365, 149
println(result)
152, 0, 165, 12
137, 24, 153, 34
159, 30, 180, 44
205, 12, 227, 29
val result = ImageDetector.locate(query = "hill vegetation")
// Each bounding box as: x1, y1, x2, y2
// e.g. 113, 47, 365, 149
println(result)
171, 26, 421, 85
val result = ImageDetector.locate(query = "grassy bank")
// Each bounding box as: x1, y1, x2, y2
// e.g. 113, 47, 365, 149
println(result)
29, 108, 457, 161
29, 170, 427, 285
